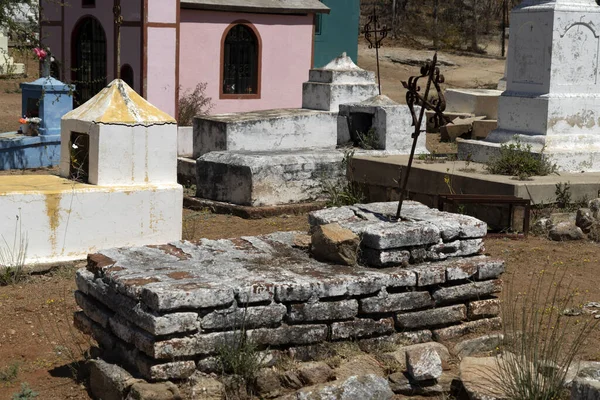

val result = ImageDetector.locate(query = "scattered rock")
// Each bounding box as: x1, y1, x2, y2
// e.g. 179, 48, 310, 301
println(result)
294, 374, 394, 400
89, 359, 142, 400
385, 342, 451, 371
188, 372, 225, 400
125, 381, 182, 400
282, 370, 304, 390
571, 367, 600, 400
311, 223, 360, 266
548, 221, 585, 241
388, 372, 444, 396
297, 362, 334, 386
454, 334, 503, 358
293, 234, 312, 249
460, 356, 507, 400
589, 198, 600, 218
256, 368, 283, 397
406, 346, 443, 381
576, 208, 595, 234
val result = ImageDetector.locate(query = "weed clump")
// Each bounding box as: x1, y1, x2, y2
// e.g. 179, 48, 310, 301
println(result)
485, 139, 558, 179
321, 150, 365, 207
178, 83, 213, 126
12, 383, 38, 400
495, 269, 599, 400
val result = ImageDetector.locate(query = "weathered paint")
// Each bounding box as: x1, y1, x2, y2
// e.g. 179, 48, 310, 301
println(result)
0, 178, 182, 264
313, 0, 360, 68
63, 80, 176, 125
179, 9, 314, 114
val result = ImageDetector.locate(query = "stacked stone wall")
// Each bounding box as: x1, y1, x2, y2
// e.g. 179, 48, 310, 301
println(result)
74, 202, 503, 382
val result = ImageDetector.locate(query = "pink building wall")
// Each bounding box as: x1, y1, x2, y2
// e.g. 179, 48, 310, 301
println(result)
40, 1, 143, 95
179, 9, 314, 115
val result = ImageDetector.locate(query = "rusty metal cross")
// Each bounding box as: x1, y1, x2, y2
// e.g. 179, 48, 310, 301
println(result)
363, 8, 389, 95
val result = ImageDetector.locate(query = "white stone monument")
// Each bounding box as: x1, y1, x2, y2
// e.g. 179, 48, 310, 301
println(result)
459, 0, 600, 172
0, 29, 25, 75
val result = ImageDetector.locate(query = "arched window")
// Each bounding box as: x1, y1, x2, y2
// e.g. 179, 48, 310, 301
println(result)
72, 16, 107, 105
120, 64, 134, 89
221, 23, 260, 98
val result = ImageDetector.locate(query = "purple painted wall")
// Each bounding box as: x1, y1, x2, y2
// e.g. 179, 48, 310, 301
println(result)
179, 9, 314, 114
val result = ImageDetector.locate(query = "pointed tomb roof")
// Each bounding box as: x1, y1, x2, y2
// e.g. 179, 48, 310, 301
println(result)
62, 79, 177, 126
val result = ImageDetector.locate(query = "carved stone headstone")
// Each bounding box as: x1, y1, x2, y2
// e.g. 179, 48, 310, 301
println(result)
459, 0, 600, 172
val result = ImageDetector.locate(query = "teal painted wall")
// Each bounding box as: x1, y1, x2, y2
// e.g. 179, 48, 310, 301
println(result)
313, 0, 360, 68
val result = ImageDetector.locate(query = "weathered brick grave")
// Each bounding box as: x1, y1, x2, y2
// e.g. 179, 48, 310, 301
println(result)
74, 202, 503, 381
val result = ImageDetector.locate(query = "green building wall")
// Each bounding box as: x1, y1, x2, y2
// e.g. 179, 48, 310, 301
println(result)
313, 0, 360, 68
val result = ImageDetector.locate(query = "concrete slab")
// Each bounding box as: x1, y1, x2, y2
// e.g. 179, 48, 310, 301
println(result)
349, 154, 600, 205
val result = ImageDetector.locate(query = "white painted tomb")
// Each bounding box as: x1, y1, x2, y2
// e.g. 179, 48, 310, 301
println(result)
445, 89, 502, 120
302, 53, 379, 112
0, 29, 25, 75
0, 80, 182, 265
459, 0, 600, 172
338, 94, 427, 153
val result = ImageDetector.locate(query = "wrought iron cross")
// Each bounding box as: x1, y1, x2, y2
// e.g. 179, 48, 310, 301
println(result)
395, 53, 450, 219
363, 8, 388, 95
113, 4, 123, 79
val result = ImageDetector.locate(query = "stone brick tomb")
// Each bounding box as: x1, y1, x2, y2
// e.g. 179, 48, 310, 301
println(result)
74, 202, 503, 381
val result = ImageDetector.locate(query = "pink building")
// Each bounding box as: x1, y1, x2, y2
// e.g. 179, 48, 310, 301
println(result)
40, 0, 330, 118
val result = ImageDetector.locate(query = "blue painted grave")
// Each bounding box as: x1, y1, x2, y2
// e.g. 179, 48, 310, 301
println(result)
0, 76, 73, 170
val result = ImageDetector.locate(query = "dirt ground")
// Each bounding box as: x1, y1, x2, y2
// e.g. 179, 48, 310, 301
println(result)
0, 45, 598, 400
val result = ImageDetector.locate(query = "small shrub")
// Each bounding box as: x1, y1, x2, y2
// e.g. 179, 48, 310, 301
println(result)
356, 127, 379, 150
216, 308, 264, 398
0, 363, 19, 383
0, 214, 28, 286
177, 83, 213, 126
495, 269, 599, 400
555, 182, 571, 209
485, 139, 558, 179
321, 150, 366, 207
12, 383, 38, 400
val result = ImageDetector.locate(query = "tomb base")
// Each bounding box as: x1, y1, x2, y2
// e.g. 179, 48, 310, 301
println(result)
445, 89, 503, 120
458, 137, 600, 172
196, 149, 346, 206
0, 175, 182, 264
73, 202, 503, 381
0, 132, 61, 170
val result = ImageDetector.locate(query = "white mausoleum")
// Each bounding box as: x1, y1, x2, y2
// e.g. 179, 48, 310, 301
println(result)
0, 80, 182, 264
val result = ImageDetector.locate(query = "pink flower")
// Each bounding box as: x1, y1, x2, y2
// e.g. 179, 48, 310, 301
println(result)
34, 47, 48, 61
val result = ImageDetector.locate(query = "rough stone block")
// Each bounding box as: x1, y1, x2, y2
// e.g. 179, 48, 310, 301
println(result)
396, 305, 467, 329
571, 377, 600, 400
74, 291, 112, 329
74, 311, 116, 351
427, 239, 484, 261
311, 223, 360, 266
476, 260, 505, 280
201, 304, 287, 330
468, 299, 501, 319
360, 247, 410, 267
454, 334, 504, 358
359, 292, 433, 314
140, 284, 234, 312
357, 221, 441, 250
293, 374, 394, 400
89, 359, 141, 400
288, 300, 358, 323
432, 280, 502, 304
446, 260, 479, 281
247, 325, 328, 347
126, 381, 182, 400
413, 265, 446, 286
77, 269, 199, 335
330, 317, 395, 340
345, 269, 417, 296
308, 207, 358, 226
388, 371, 444, 396
432, 317, 502, 341
275, 280, 348, 302
406, 346, 443, 381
